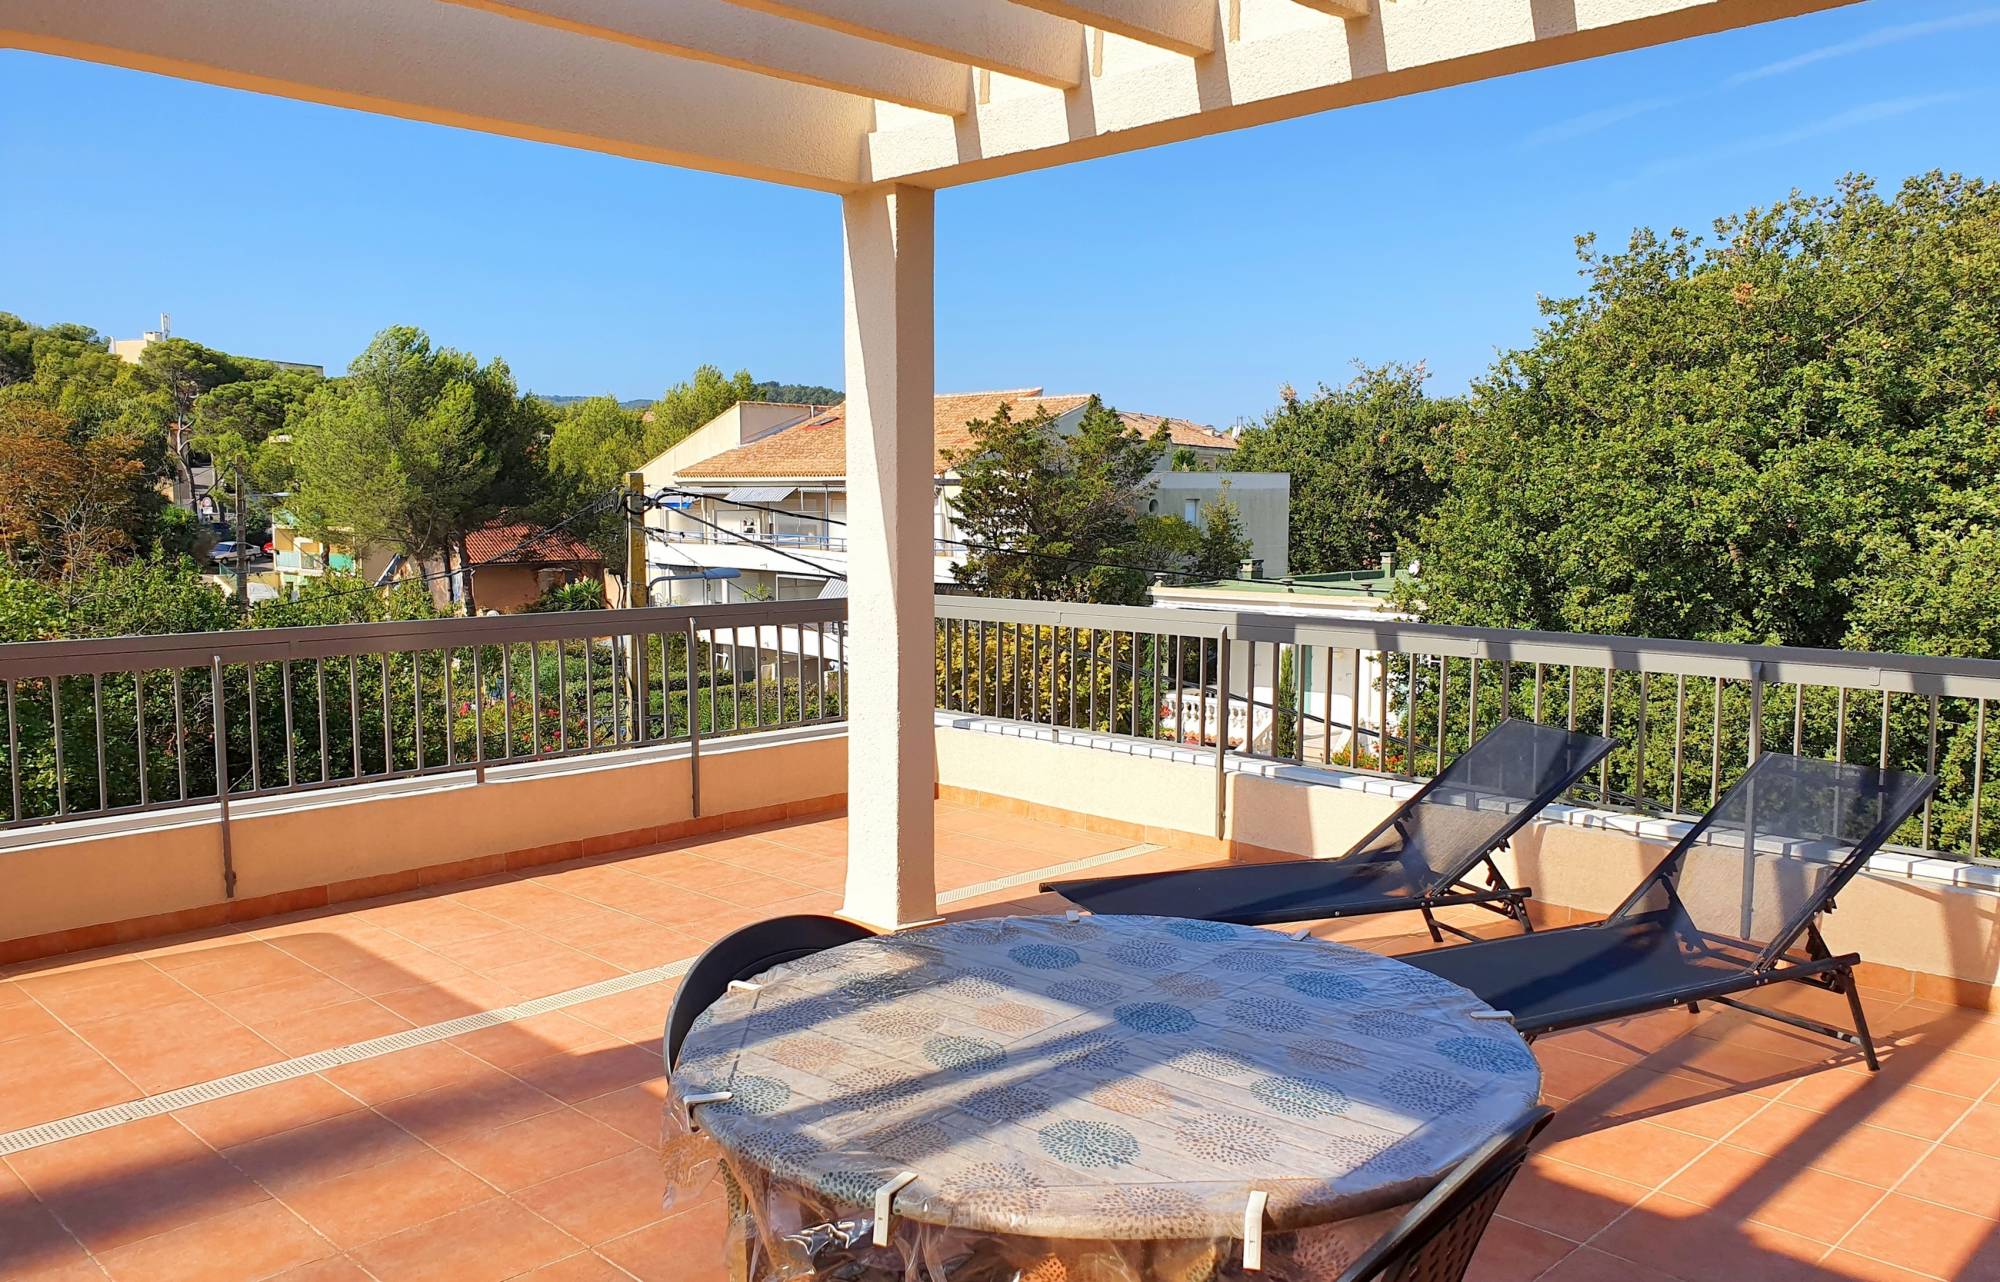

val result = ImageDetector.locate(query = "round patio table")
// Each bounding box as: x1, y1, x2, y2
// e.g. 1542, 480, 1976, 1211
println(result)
665, 914, 1541, 1282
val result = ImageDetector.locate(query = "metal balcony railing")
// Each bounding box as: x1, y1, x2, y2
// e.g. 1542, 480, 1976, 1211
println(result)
0, 601, 847, 832
934, 597, 2000, 862
4, 594, 1995, 863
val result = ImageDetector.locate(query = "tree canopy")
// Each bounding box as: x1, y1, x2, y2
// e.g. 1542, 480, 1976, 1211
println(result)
945, 397, 1250, 603
286, 326, 548, 612
1407, 172, 2000, 653
1230, 363, 1455, 577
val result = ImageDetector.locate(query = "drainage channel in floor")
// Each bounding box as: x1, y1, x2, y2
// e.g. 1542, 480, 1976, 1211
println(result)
0, 841, 1159, 1156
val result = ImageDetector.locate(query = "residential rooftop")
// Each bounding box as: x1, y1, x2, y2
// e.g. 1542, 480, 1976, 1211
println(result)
677, 389, 1237, 482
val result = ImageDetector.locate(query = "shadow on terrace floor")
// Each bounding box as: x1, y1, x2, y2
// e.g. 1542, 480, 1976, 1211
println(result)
4, 809, 2000, 1279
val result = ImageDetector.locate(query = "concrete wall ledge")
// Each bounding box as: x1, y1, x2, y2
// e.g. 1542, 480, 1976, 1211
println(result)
935, 711, 2000, 893
1, 725, 848, 965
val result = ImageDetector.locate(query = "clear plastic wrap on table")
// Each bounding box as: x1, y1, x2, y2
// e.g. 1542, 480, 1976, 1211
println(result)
662, 915, 1540, 1282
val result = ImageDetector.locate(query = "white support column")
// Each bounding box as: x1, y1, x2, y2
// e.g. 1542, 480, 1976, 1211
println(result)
839, 183, 938, 930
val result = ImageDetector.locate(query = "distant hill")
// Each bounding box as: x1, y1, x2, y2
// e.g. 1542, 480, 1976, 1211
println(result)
750, 381, 841, 406
533, 382, 841, 412
532, 394, 653, 411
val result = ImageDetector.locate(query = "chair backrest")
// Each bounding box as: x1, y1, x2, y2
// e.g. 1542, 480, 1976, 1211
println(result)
664, 913, 876, 1068
1346, 719, 1616, 891
1608, 753, 1936, 964
1335, 1105, 1554, 1282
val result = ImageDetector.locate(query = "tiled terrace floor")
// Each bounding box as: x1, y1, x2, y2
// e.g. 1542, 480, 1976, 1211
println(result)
4, 804, 2000, 1282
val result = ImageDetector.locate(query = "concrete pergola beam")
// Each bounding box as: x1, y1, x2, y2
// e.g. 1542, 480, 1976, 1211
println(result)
442, 0, 973, 116
721, 0, 1088, 89
1007, 0, 1217, 57
0, 0, 872, 191
865, 0, 1853, 187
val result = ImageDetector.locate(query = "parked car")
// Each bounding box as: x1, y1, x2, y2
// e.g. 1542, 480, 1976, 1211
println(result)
208, 541, 242, 563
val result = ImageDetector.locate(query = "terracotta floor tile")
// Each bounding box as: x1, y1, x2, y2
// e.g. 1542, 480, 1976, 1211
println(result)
569, 922, 699, 974
1500, 1156, 1652, 1243
1840, 1193, 2000, 1282
429, 1105, 636, 1192
450, 1013, 614, 1071
1574, 1065, 1770, 1140
1725, 1102, 1930, 1187
1590, 1192, 1836, 1282
277, 1149, 495, 1248
567, 987, 676, 1043
1943, 1102, 2000, 1158
1818, 1249, 1951, 1282
651, 860, 807, 909
574, 1080, 670, 1144
72, 1000, 281, 1096
1537, 1245, 1680, 1282
202, 974, 370, 1028
350, 1197, 580, 1282
222, 1108, 429, 1195
163, 944, 322, 997
0, 995, 65, 1044
316, 954, 480, 1000
23, 1132, 275, 1254
483, 949, 625, 998
318, 1043, 494, 1106
596, 1199, 731, 1282
249, 1000, 415, 1058
373, 1072, 563, 1148
0, 1028, 141, 1130
372, 903, 515, 951
1461, 1215, 1575, 1282
514, 1149, 669, 1244
264, 928, 430, 979
0, 1169, 102, 1281
173, 1076, 367, 1151
511, 1041, 664, 1105
1898, 1145, 2000, 1219
95, 1200, 331, 1282
15, 964, 196, 1027
1539, 1119, 1714, 1188
1782, 1074, 1976, 1142
1659, 1145, 1883, 1244
264, 1260, 377, 1282
509, 1252, 634, 1281
369, 975, 524, 1028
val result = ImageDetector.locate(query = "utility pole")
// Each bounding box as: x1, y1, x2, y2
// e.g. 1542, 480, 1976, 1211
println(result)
626, 471, 649, 741
233, 465, 249, 615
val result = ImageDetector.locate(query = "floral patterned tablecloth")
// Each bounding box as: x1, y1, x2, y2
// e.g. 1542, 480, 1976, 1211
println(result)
667, 914, 1541, 1280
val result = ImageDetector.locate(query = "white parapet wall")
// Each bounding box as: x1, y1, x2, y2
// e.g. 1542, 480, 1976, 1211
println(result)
936, 712, 2000, 1003
0, 727, 846, 959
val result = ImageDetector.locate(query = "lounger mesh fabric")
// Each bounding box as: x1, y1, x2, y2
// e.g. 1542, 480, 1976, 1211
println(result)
1383, 719, 1614, 889
1616, 754, 1936, 955
1047, 719, 1613, 927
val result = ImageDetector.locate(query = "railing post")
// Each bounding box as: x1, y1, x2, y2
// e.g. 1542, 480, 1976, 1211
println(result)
211, 655, 236, 898
1747, 663, 1765, 766
687, 616, 703, 819
1214, 630, 1231, 842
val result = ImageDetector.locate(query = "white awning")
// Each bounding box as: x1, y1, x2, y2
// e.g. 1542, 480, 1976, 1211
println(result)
724, 486, 795, 504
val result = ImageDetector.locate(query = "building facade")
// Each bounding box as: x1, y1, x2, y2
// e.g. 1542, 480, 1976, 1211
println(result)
638, 389, 1288, 605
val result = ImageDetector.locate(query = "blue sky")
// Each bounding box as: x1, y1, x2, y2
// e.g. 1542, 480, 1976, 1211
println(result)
2, 0, 1996, 427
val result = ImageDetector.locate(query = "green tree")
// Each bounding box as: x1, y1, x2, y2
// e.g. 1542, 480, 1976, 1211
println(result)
139, 338, 244, 497
1230, 362, 1456, 576
1409, 172, 2000, 650
643, 364, 757, 456
289, 327, 544, 614
945, 396, 1167, 603
542, 395, 646, 561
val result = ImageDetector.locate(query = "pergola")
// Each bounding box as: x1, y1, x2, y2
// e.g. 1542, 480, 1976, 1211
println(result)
2, 0, 1850, 929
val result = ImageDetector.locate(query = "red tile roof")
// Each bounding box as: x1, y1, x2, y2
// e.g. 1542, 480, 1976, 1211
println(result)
676, 390, 1234, 481
464, 521, 602, 565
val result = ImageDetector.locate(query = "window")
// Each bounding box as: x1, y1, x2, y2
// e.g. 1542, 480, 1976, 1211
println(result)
1183, 497, 1200, 523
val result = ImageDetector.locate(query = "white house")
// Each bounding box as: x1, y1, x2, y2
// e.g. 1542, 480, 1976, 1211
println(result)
638, 388, 1288, 605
